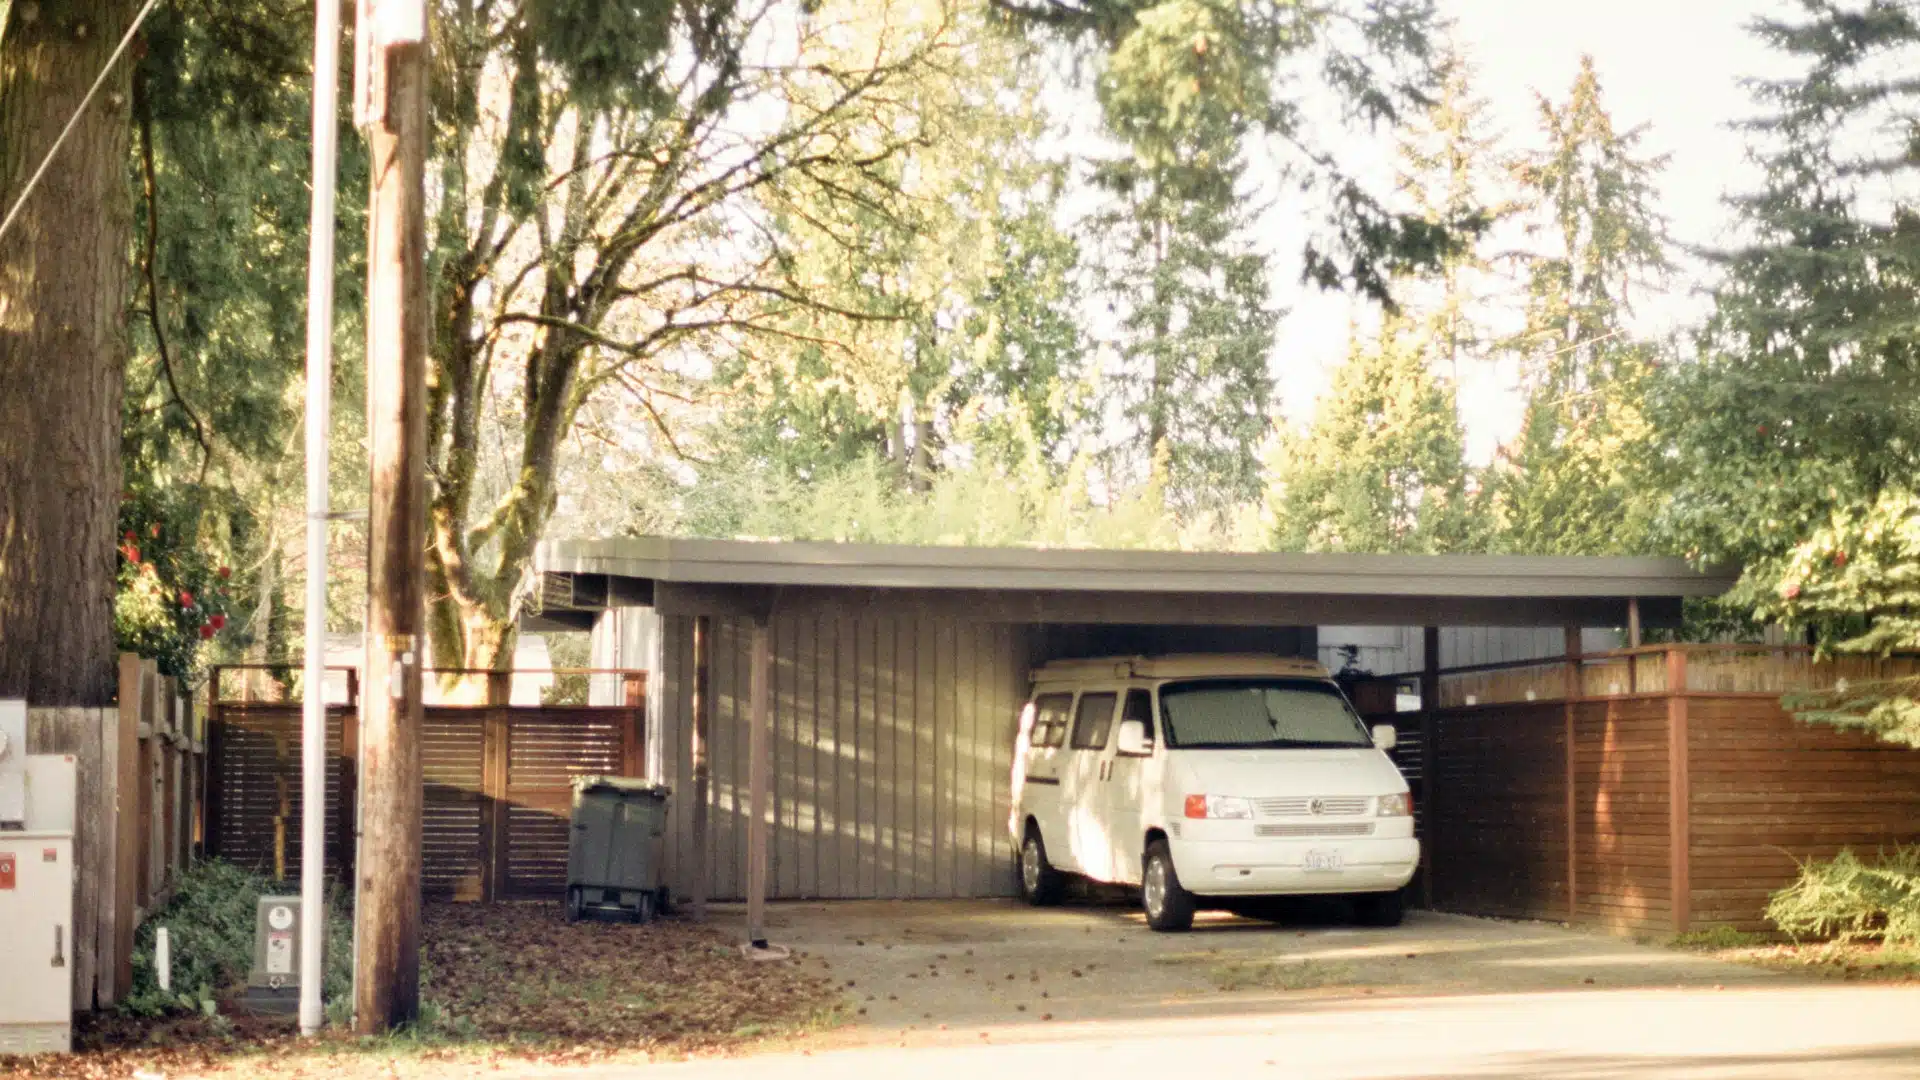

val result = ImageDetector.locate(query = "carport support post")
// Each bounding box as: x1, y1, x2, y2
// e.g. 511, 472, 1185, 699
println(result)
1563, 626, 1580, 924
690, 616, 711, 922
1420, 627, 1439, 910
746, 616, 772, 949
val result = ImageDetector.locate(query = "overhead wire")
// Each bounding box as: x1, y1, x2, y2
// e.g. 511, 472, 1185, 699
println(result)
0, 0, 165, 246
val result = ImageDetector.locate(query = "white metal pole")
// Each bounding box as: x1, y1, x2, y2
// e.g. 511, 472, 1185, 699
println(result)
300, 0, 343, 1037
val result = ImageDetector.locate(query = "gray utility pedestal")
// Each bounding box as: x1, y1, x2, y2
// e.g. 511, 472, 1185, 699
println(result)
566, 777, 670, 923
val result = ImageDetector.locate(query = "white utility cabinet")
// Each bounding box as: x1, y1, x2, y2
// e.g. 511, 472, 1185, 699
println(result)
0, 699, 77, 1055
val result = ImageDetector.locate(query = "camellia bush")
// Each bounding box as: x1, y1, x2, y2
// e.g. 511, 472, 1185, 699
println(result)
113, 491, 234, 679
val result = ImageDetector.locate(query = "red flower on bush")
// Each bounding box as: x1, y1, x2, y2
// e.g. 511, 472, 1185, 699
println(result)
179, 590, 195, 609
149, 523, 161, 538
217, 565, 232, 580
209, 614, 227, 630
199, 624, 216, 640
1833, 550, 1849, 568
1784, 583, 1802, 600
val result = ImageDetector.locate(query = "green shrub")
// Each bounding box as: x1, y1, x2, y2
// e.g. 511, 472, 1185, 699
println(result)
123, 859, 354, 1018
1668, 926, 1765, 950
1766, 847, 1920, 946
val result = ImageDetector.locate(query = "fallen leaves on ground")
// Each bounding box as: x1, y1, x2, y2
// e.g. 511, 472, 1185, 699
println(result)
3, 903, 842, 1079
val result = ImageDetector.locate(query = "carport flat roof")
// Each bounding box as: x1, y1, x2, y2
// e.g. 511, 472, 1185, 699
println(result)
532, 537, 1737, 629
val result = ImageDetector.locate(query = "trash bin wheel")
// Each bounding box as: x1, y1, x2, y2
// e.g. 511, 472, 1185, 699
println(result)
630, 890, 654, 924
565, 885, 584, 924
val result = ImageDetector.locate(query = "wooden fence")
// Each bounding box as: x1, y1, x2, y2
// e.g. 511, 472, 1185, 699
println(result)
21, 654, 202, 1012
204, 667, 646, 902
1361, 645, 1920, 936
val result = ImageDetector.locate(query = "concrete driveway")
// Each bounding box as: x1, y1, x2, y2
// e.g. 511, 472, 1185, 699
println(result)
545, 899, 1920, 1080
713, 898, 1797, 1035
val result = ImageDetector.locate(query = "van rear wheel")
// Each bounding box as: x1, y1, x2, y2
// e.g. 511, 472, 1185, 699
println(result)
1142, 840, 1195, 932
1019, 828, 1065, 906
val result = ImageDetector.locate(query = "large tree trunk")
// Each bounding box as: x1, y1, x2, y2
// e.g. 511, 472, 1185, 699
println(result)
0, 0, 136, 705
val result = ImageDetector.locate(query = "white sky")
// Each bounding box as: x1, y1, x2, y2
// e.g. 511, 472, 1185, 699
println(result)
1270, 0, 1795, 462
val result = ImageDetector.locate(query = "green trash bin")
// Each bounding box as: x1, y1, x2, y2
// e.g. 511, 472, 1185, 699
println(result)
566, 776, 671, 923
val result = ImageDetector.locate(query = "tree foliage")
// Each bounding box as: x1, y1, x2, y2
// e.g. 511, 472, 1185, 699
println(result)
1269, 317, 1476, 553
1490, 56, 1671, 556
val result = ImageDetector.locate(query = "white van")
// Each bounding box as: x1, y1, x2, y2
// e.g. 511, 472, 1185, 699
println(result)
1010, 654, 1418, 932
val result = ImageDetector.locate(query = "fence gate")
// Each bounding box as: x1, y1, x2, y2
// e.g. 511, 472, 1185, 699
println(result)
205, 671, 645, 902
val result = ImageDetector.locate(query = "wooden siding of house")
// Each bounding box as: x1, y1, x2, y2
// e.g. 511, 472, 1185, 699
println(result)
655, 614, 1030, 901
1687, 695, 1920, 932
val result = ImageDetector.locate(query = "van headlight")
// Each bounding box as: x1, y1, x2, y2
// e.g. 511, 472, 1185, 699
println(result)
1184, 795, 1253, 820
1377, 793, 1412, 817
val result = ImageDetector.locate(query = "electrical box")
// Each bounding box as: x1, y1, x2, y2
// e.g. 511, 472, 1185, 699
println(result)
0, 699, 78, 1055
239, 896, 303, 1013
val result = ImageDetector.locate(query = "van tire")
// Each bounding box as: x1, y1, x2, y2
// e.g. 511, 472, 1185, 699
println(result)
1019, 828, 1065, 906
1353, 890, 1405, 927
1142, 840, 1195, 932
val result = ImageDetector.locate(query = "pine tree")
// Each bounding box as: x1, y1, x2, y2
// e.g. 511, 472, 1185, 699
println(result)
1393, 47, 1507, 382
1492, 55, 1671, 556
1659, 0, 1920, 742
1269, 318, 1477, 553
1088, 150, 1276, 514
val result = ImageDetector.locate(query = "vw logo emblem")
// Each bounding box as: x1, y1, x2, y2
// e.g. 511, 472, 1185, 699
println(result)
1308, 798, 1325, 816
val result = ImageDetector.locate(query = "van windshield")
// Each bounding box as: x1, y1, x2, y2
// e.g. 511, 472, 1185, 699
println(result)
1158, 679, 1373, 750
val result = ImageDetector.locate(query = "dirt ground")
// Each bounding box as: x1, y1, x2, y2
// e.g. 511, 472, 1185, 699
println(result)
712, 897, 1796, 1042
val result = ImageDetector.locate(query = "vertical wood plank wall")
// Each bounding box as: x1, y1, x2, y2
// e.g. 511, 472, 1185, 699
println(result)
656, 614, 1029, 901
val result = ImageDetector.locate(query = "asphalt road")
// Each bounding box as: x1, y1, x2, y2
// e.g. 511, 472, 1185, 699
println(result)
560, 983, 1920, 1080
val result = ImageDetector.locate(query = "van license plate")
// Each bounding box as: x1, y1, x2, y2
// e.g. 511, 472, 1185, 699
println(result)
1304, 850, 1343, 872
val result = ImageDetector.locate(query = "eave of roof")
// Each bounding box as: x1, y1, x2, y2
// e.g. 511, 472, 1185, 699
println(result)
534, 536, 1737, 600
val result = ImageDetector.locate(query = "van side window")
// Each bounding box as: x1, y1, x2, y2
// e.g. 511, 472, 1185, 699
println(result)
1070, 692, 1118, 750
1122, 689, 1153, 741
1031, 693, 1073, 748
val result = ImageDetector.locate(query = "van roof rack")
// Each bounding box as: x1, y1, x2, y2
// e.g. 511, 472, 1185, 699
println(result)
1031, 654, 1331, 682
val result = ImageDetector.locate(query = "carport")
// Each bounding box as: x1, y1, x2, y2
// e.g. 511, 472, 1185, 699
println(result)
533, 538, 1738, 942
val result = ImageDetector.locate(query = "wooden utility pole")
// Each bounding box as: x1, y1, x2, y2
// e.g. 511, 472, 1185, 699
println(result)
354, 0, 429, 1034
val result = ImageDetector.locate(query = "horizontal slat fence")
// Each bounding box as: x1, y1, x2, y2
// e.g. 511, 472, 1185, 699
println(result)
1368, 644, 1920, 938
205, 669, 644, 902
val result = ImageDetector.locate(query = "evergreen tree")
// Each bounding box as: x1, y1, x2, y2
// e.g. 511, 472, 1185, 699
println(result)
1269, 317, 1477, 553
1088, 150, 1275, 513
1492, 56, 1671, 556
1393, 47, 1508, 382
1659, 0, 1920, 738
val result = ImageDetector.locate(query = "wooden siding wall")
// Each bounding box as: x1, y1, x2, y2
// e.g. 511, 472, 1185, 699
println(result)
1572, 698, 1671, 934
655, 615, 1030, 901
1688, 695, 1920, 932
1426, 702, 1571, 921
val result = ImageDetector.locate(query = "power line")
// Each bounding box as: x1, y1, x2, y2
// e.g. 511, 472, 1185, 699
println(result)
0, 0, 164, 246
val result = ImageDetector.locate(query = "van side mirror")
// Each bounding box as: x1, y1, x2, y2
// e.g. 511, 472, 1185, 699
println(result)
1371, 724, 1397, 752
1116, 719, 1154, 756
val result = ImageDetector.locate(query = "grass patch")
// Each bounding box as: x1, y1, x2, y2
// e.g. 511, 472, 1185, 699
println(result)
1714, 941, 1920, 983
1667, 926, 1768, 950
1209, 958, 1355, 992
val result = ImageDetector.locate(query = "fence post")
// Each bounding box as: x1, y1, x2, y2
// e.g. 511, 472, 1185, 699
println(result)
1667, 647, 1691, 934
339, 691, 360, 881
478, 671, 512, 901
106, 654, 143, 1006
204, 670, 224, 859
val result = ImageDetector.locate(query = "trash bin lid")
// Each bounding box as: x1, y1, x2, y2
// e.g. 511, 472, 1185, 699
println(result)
571, 775, 671, 797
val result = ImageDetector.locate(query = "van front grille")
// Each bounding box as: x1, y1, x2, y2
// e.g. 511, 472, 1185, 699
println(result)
1254, 796, 1370, 818
1255, 822, 1375, 839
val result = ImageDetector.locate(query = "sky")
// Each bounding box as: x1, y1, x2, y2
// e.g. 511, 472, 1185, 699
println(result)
1270, 0, 1796, 462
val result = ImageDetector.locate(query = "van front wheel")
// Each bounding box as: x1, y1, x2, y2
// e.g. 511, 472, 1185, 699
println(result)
1142, 841, 1195, 932
1019, 828, 1065, 906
